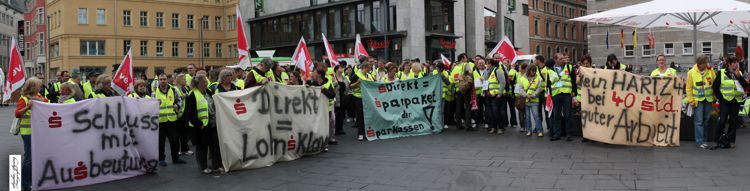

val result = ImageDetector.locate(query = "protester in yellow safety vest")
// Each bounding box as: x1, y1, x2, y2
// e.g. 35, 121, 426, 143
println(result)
184, 74, 222, 174
711, 55, 749, 149
129, 80, 152, 99
500, 59, 520, 131
89, 74, 117, 98
286, 70, 302, 85
382, 62, 400, 83
350, 56, 373, 141
233, 68, 245, 89
216, 69, 240, 94
472, 59, 488, 129
407, 62, 424, 79
14, 77, 48, 191
432, 59, 454, 129
186, 63, 197, 87
311, 69, 336, 148
547, 53, 577, 142
399, 61, 411, 81
451, 53, 476, 131
246, 58, 273, 88
686, 55, 716, 149
332, 65, 350, 135
486, 58, 507, 134
522, 65, 544, 137
172, 74, 194, 156
651, 54, 677, 77
58, 82, 81, 103
82, 72, 98, 99
153, 73, 187, 166
604, 54, 627, 71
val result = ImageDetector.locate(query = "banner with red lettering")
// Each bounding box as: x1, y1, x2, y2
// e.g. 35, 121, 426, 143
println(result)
213, 83, 330, 172
579, 67, 684, 146
30, 97, 160, 190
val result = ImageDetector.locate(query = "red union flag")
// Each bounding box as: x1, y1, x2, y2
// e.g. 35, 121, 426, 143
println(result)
236, 6, 251, 70
354, 34, 369, 61
487, 36, 518, 64
321, 33, 339, 66
292, 37, 313, 81
3, 37, 24, 103
440, 54, 451, 69
112, 49, 134, 95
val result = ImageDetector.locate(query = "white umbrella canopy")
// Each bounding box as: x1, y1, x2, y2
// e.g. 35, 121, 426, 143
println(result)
572, 0, 750, 59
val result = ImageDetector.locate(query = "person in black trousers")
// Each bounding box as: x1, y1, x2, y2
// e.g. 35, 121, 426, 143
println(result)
333, 65, 349, 135
186, 73, 223, 174
711, 56, 749, 149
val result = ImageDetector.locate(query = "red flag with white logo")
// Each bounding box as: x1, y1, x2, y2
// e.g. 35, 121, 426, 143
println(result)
487, 36, 518, 64
440, 54, 451, 69
3, 37, 24, 103
545, 93, 553, 117
322, 33, 339, 66
236, 6, 251, 70
354, 34, 369, 61
112, 48, 134, 96
292, 37, 313, 81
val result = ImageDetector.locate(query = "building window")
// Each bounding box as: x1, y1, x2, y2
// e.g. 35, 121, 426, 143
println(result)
172, 42, 179, 57
547, 46, 552, 58
156, 12, 164, 27
536, 45, 541, 54
228, 15, 236, 30
96, 9, 105, 25
522, 4, 529, 16
156, 41, 164, 56
664, 43, 674, 55
426, 0, 453, 32
51, 43, 60, 58
356, 3, 366, 33
140, 11, 148, 26
555, 22, 559, 38
216, 43, 222, 57
172, 13, 179, 28
202, 16, 209, 29
683, 42, 693, 55
187, 42, 194, 57
215, 16, 222, 31
80, 40, 105, 56
342, 5, 354, 37
123, 10, 131, 26
372, 0, 381, 33
140, 41, 148, 56
624, 45, 635, 57
545, 20, 550, 37
534, 18, 539, 36
504, 17, 515, 44
123, 40, 131, 55
701, 41, 711, 54
78, 8, 88, 24
563, 24, 567, 39
572, 25, 576, 40
203, 43, 210, 57
642, 45, 653, 57
38, 33, 44, 55
187, 15, 194, 29
388, 0, 397, 31
37, 8, 44, 24
484, 8, 497, 42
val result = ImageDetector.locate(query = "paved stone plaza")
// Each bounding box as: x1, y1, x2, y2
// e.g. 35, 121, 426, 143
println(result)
1, 106, 749, 191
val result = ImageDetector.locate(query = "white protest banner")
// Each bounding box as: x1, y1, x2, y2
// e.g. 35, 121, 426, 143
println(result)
213, 83, 329, 172
579, 67, 684, 146
30, 97, 160, 190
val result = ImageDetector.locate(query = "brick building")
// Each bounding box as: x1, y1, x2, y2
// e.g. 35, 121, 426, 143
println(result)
527, 0, 587, 62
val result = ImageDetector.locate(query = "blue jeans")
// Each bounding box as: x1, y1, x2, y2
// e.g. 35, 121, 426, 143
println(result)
552, 94, 573, 138
526, 103, 543, 133
22, 135, 31, 190
693, 101, 714, 145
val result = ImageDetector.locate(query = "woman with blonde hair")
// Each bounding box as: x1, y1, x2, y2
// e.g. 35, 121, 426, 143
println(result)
129, 80, 152, 98
15, 77, 49, 191
59, 81, 83, 103
90, 74, 117, 98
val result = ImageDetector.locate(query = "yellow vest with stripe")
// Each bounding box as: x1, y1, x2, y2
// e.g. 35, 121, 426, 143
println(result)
650, 68, 677, 77
548, 65, 574, 96
82, 82, 94, 99
433, 70, 453, 101
19, 95, 49, 135
472, 70, 483, 96
407, 71, 423, 80
488, 67, 501, 96
719, 69, 744, 103
155, 86, 178, 122
128, 92, 152, 99
504, 67, 517, 94
450, 62, 475, 92
251, 69, 268, 85
687, 67, 715, 102
323, 80, 334, 112
91, 92, 107, 98
185, 74, 193, 88
234, 79, 245, 90
526, 75, 541, 103
352, 70, 371, 98
62, 97, 76, 104
189, 90, 209, 127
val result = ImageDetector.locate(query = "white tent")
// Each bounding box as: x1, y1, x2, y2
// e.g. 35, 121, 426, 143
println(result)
572, 0, 750, 59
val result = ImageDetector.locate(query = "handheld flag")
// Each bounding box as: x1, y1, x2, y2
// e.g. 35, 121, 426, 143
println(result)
292, 37, 313, 81
545, 93, 553, 117
440, 54, 451, 69
487, 36, 518, 64
354, 34, 369, 61
236, 6, 251, 70
112, 48, 134, 96
321, 33, 339, 66
3, 37, 24, 103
